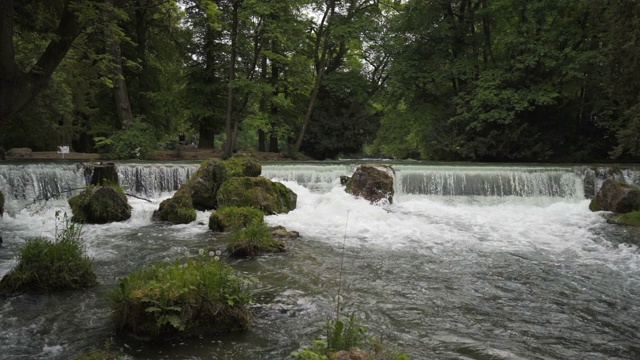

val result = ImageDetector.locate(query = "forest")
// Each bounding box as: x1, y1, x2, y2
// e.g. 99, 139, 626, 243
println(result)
0, 0, 639, 162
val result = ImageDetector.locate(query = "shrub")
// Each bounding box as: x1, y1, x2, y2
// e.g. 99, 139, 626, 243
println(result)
209, 206, 264, 232
94, 122, 157, 160
109, 251, 253, 339
0, 212, 97, 293
226, 222, 285, 257
292, 314, 411, 360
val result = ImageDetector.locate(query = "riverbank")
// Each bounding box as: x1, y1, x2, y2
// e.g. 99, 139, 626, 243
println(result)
4, 149, 294, 161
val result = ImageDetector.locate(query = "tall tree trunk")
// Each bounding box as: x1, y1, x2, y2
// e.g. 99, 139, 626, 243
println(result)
198, 125, 215, 149
135, 0, 150, 117
221, 0, 241, 159
293, 0, 335, 153
258, 54, 268, 151
107, 0, 134, 128
0, 0, 84, 125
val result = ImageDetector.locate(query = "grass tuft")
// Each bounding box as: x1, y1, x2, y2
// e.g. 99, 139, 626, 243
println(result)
226, 222, 285, 257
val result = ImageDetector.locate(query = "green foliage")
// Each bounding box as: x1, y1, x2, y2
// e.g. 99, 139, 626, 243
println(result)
227, 222, 285, 257
109, 250, 253, 339
292, 314, 410, 360
94, 122, 158, 159
0, 212, 97, 293
209, 206, 264, 232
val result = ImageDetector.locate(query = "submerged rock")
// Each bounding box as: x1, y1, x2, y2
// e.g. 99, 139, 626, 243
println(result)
345, 165, 394, 204
69, 186, 131, 224
589, 179, 640, 213
217, 176, 297, 214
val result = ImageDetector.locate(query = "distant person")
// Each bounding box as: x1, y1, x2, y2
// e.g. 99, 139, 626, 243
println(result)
179, 132, 186, 145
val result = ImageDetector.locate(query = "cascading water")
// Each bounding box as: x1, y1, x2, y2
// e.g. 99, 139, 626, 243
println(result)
1, 162, 640, 359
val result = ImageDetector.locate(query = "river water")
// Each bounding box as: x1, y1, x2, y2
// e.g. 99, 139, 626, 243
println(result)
0, 162, 639, 359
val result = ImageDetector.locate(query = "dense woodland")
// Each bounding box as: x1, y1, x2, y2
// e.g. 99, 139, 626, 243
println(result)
0, 0, 639, 162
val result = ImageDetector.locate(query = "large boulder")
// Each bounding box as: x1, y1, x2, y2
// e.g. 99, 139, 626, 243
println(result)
69, 186, 131, 224
152, 186, 196, 224
217, 177, 297, 215
589, 179, 640, 213
345, 165, 394, 204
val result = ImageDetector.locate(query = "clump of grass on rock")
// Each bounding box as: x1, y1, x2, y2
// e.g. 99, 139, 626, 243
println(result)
0, 212, 97, 293
227, 222, 285, 257
109, 251, 252, 340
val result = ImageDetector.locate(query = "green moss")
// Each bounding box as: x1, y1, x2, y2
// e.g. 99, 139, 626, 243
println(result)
588, 197, 602, 212
224, 153, 261, 177
608, 211, 640, 226
0, 213, 96, 293
227, 223, 285, 257
109, 253, 252, 339
190, 158, 227, 210
209, 206, 264, 232
217, 177, 297, 214
0, 189, 4, 217
69, 184, 131, 224
153, 186, 196, 224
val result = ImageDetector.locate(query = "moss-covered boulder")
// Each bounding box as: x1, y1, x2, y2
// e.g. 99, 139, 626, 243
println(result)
152, 186, 196, 224
109, 255, 252, 339
345, 165, 394, 204
224, 153, 262, 177
0, 189, 4, 217
227, 223, 285, 257
589, 179, 640, 213
69, 186, 131, 224
217, 177, 297, 214
209, 206, 264, 232
606, 211, 640, 226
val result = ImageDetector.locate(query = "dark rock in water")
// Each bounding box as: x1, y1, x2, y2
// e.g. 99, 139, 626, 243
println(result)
69, 186, 132, 224
271, 225, 300, 239
589, 179, 640, 213
0, 235, 3, 245
82, 163, 119, 186
0, 189, 4, 217
345, 165, 394, 204
340, 176, 350, 185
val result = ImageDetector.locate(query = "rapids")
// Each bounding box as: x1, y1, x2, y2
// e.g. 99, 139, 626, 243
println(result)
0, 162, 639, 359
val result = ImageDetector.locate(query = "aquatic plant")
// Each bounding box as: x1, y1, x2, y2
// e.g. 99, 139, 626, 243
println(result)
226, 222, 285, 257
0, 212, 97, 293
109, 250, 253, 339
209, 206, 264, 232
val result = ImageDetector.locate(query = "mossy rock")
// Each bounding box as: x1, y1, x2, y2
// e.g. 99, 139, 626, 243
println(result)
109, 256, 252, 340
152, 186, 196, 224
209, 206, 264, 232
216, 177, 297, 215
224, 153, 262, 177
69, 186, 131, 224
190, 158, 228, 210
0, 235, 97, 293
345, 165, 394, 204
607, 211, 640, 226
0, 189, 4, 217
227, 223, 285, 257
589, 179, 640, 213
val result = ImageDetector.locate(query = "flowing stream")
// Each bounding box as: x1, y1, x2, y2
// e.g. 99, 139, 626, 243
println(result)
0, 161, 639, 359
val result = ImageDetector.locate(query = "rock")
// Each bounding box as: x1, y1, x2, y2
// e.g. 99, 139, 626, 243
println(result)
6, 148, 32, 158
82, 162, 119, 186
209, 206, 264, 232
589, 179, 640, 213
340, 176, 350, 185
0, 189, 4, 217
271, 225, 300, 239
345, 165, 394, 204
216, 177, 297, 214
69, 186, 131, 224
152, 186, 196, 224
606, 211, 640, 226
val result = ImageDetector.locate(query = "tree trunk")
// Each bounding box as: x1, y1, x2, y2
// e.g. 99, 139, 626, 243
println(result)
293, 0, 335, 153
135, 0, 150, 117
198, 125, 215, 149
0, 0, 84, 125
221, 0, 241, 159
107, 0, 134, 128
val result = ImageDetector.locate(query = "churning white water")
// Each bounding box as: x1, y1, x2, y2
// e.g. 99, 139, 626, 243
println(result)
1, 162, 639, 359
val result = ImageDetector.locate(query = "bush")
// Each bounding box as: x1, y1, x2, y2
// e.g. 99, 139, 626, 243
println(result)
0, 212, 97, 293
109, 251, 253, 339
209, 206, 264, 232
226, 222, 285, 257
292, 314, 411, 360
94, 122, 157, 160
